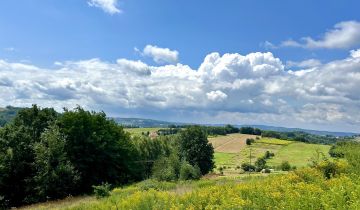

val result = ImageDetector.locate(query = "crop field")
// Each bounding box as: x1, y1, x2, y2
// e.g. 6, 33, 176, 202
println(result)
208, 133, 257, 153
267, 142, 331, 168
211, 134, 331, 173
124, 127, 161, 136
255, 138, 293, 145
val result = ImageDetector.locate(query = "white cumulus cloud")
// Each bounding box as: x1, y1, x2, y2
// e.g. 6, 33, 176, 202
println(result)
141, 45, 179, 64
88, 0, 121, 14
280, 21, 360, 49
1, 49, 360, 132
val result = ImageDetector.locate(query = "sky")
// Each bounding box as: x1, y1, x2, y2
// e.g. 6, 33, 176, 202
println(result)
1, 0, 360, 132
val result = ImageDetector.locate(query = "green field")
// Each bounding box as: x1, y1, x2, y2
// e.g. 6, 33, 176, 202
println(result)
267, 142, 331, 168
124, 127, 161, 136
213, 135, 331, 172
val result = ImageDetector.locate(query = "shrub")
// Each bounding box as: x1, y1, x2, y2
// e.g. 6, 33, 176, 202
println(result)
93, 183, 111, 199
241, 163, 256, 172
280, 161, 291, 171
179, 162, 201, 180
246, 138, 255, 145
152, 155, 180, 181
264, 151, 275, 159
255, 157, 267, 171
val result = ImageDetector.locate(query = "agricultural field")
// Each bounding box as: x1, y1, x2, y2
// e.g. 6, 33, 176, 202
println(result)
211, 134, 331, 174
124, 127, 161, 136
267, 142, 331, 168
208, 133, 257, 153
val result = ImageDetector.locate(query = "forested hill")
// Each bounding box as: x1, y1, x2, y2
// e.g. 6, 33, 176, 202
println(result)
0, 106, 22, 126
1, 108, 357, 137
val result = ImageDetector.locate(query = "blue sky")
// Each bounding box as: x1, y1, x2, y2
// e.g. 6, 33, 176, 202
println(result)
1, 0, 360, 132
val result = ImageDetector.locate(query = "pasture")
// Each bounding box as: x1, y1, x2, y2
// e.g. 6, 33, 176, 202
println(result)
211, 134, 331, 173
124, 127, 161, 136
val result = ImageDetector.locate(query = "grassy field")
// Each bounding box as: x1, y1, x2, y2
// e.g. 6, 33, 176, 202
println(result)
21, 168, 360, 210
124, 127, 161, 136
267, 142, 331, 168
211, 134, 331, 173
255, 138, 293, 145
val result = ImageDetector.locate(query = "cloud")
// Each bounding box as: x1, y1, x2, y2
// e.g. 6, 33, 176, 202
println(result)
280, 21, 360, 49
88, 0, 121, 14
207, 91, 227, 102
286, 59, 322, 69
1, 49, 360, 132
141, 45, 179, 64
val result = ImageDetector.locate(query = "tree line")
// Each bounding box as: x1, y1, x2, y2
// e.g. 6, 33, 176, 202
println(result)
0, 105, 214, 208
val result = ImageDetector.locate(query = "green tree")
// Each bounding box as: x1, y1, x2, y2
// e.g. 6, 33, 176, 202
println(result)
58, 107, 137, 193
0, 105, 57, 206
33, 124, 79, 200
179, 126, 214, 175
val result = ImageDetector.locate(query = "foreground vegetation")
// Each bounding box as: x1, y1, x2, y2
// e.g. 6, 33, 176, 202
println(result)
25, 141, 360, 210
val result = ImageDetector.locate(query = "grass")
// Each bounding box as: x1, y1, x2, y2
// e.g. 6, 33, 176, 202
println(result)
255, 138, 293, 145
267, 142, 331, 168
23, 168, 360, 209
124, 127, 161, 136
211, 135, 331, 171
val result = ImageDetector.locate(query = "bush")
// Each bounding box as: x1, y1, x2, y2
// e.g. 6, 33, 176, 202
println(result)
179, 162, 201, 180
264, 151, 275, 159
93, 183, 111, 199
255, 157, 267, 171
280, 161, 291, 171
241, 163, 256, 172
246, 138, 255, 145
152, 155, 180, 181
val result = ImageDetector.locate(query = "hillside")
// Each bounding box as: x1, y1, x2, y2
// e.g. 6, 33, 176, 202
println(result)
0, 106, 22, 126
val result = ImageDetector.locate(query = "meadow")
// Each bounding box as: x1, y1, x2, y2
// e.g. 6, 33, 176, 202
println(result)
22, 167, 360, 210
124, 127, 161, 136
212, 135, 331, 174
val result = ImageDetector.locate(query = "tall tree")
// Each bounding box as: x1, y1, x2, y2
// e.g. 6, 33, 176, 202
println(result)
0, 105, 57, 206
179, 126, 214, 175
33, 124, 79, 200
58, 107, 138, 192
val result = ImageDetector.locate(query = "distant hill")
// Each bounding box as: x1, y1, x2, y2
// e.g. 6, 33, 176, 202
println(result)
1, 107, 357, 137
0, 106, 22, 126
113, 117, 358, 137
244, 124, 357, 137
113, 117, 186, 128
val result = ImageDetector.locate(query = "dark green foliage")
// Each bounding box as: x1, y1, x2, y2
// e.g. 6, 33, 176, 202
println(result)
179, 161, 201, 180
241, 163, 256, 172
240, 127, 261, 135
33, 124, 79, 200
261, 130, 353, 145
224, 124, 239, 134
93, 183, 111, 199
280, 161, 291, 171
58, 107, 137, 192
179, 126, 215, 175
255, 157, 267, 171
0, 105, 57, 206
246, 138, 255, 145
264, 151, 275, 159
